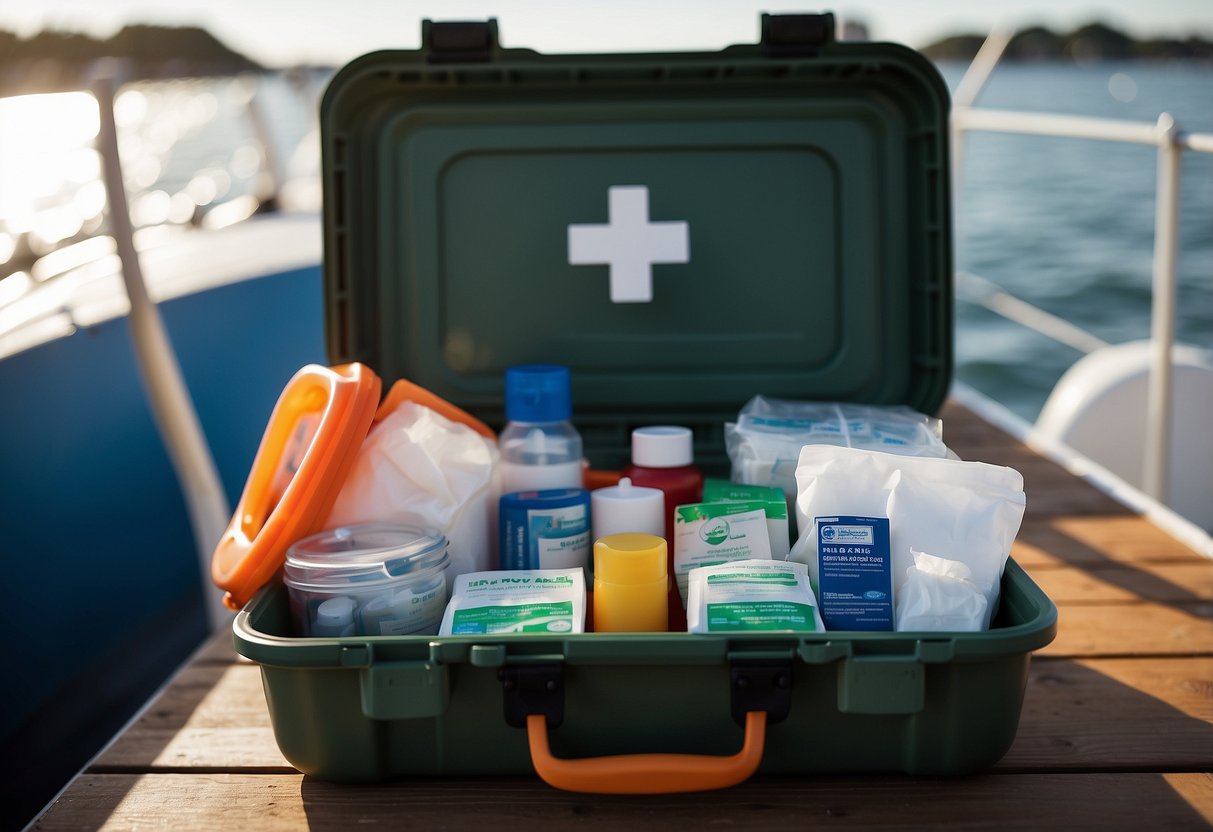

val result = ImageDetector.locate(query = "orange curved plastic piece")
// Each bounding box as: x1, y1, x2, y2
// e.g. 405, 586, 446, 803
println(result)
375, 378, 496, 440
526, 710, 766, 794
211, 363, 382, 610
583, 468, 622, 490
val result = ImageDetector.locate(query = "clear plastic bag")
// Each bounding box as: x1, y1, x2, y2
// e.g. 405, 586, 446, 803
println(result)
324, 401, 499, 580
725, 396, 951, 501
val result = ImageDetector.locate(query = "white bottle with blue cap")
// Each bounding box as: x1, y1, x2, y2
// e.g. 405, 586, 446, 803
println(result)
499, 364, 584, 493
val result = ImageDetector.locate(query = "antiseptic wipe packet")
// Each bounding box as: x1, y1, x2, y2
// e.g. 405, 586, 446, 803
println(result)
439, 568, 585, 635
687, 559, 824, 634
673, 501, 773, 607
788, 446, 1025, 631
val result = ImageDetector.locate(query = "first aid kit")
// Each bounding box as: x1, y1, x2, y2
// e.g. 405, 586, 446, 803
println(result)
229, 13, 1056, 793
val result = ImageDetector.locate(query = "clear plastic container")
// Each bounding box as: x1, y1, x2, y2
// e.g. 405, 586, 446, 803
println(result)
499, 364, 583, 492
284, 523, 450, 637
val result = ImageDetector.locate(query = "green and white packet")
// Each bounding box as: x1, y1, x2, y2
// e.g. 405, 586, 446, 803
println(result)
687, 559, 824, 634
439, 568, 585, 635
701, 479, 790, 557
673, 501, 773, 607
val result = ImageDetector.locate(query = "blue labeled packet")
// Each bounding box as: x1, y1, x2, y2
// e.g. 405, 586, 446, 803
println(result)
815, 515, 892, 630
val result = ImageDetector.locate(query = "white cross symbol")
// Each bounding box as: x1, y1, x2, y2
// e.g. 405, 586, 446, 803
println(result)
567, 185, 690, 303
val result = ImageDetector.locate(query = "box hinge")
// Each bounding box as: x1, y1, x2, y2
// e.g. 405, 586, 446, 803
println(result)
500, 663, 564, 729
760, 12, 836, 57
423, 19, 498, 64
729, 659, 794, 726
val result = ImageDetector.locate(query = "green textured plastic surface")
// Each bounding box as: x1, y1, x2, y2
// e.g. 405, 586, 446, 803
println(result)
234, 560, 1056, 779
320, 21, 952, 470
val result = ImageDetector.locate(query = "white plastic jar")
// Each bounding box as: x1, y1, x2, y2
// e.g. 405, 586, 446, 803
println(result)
284, 523, 450, 637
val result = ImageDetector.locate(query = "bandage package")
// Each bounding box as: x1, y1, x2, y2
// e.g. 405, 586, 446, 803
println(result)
789, 445, 1025, 631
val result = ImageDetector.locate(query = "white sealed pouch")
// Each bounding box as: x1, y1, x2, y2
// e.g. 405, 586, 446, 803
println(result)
789, 446, 1025, 631
325, 401, 499, 580
439, 568, 585, 635
687, 559, 825, 634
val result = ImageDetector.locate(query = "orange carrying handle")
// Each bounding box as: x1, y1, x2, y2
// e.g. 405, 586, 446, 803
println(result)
211, 363, 381, 610
526, 711, 767, 794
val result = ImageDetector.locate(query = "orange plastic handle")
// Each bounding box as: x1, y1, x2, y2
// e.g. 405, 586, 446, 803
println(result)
526, 711, 766, 794
211, 363, 381, 610
376, 378, 496, 440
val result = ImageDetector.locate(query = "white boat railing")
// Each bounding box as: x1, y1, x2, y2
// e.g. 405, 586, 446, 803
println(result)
950, 39, 1213, 508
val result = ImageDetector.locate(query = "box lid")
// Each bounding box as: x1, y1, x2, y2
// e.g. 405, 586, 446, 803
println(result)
321, 14, 952, 470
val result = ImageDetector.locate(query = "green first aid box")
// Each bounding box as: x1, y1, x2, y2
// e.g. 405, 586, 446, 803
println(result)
234, 14, 1056, 789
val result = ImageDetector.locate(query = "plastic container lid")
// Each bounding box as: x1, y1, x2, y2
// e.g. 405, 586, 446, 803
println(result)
210, 362, 382, 611
594, 533, 667, 584
591, 478, 664, 540
631, 426, 694, 468
506, 364, 571, 423
283, 523, 449, 590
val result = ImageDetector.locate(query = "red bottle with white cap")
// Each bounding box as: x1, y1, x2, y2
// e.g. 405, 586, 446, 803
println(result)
621, 426, 703, 543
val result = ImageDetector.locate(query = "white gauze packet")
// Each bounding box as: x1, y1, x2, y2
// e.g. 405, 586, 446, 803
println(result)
687, 559, 825, 634
439, 568, 585, 635
789, 446, 1025, 629
895, 550, 989, 632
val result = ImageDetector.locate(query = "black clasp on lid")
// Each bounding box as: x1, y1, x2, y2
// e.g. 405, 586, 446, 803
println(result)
500, 664, 564, 729
730, 660, 794, 726
423, 18, 498, 63
761, 12, 836, 57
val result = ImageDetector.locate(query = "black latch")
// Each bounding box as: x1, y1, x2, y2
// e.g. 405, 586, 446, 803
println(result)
761, 12, 836, 57
499, 664, 563, 729
423, 19, 498, 64
730, 660, 794, 726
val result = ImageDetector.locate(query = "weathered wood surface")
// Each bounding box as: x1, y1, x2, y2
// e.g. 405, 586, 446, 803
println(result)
32, 773, 1213, 830
35, 401, 1213, 829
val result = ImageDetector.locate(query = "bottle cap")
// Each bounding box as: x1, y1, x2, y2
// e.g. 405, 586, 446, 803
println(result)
591, 478, 664, 540
631, 426, 693, 468
594, 533, 667, 584
316, 596, 356, 627
505, 364, 572, 423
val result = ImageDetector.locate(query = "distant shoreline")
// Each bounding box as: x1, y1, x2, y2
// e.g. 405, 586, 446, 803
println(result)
919, 22, 1213, 63
2, 19, 1210, 98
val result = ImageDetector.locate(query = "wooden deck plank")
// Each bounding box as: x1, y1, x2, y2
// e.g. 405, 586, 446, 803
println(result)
1014, 517, 1209, 569
1041, 601, 1213, 658
1029, 563, 1213, 604
34, 772, 1213, 830
1001, 657, 1213, 770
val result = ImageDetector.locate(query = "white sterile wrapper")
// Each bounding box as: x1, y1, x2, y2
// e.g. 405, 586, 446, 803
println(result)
895, 550, 990, 632
789, 446, 1025, 629
439, 568, 585, 635
326, 401, 499, 580
725, 396, 952, 503
687, 559, 824, 634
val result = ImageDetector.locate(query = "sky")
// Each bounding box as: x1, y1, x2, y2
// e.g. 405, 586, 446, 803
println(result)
1, 1, 1211, 68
